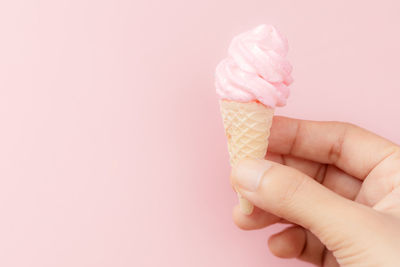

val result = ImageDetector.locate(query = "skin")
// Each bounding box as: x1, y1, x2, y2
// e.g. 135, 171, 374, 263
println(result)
230, 116, 400, 267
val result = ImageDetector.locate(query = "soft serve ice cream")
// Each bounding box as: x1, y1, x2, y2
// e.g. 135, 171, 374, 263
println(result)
215, 24, 293, 108
216, 25, 293, 215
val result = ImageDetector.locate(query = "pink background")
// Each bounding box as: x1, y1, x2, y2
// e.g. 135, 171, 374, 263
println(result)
0, 0, 399, 266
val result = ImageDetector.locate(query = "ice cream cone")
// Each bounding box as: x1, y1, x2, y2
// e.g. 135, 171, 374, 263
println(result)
215, 24, 292, 215
220, 100, 274, 215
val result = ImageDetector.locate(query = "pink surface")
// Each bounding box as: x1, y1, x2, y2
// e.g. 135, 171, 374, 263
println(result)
0, 1, 400, 266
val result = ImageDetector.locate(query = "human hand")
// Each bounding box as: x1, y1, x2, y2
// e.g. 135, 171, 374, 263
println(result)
230, 117, 400, 267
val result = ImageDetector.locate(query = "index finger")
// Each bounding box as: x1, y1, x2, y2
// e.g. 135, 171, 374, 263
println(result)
268, 116, 399, 180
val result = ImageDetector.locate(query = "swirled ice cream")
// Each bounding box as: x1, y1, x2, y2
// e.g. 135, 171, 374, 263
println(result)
215, 24, 293, 108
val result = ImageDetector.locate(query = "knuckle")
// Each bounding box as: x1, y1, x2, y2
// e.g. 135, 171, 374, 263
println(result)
282, 174, 308, 204
388, 146, 400, 160
328, 135, 344, 163
274, 171, 309, 214
339, 121, 356, 129
327, 122, 351, 163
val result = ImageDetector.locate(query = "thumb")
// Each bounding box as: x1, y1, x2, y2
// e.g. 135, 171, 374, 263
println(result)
232, 158, 375, 248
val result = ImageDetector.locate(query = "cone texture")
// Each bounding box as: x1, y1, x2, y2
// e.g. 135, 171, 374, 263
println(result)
220, 100, 274, 166
220, 100, 274, 215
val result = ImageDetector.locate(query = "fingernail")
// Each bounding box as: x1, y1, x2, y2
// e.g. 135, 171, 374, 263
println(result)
233, 159, 271, 191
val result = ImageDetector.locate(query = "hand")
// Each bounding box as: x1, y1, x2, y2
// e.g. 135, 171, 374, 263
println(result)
230, 117, 400, 267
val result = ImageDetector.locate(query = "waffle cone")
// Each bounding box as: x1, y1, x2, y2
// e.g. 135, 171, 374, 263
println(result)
220, 100, 274, 214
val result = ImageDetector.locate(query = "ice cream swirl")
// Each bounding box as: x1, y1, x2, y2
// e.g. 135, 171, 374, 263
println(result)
215, 24, 293, 108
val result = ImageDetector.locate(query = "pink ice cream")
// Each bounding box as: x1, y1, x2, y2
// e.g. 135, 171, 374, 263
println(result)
215, 24, 293, 108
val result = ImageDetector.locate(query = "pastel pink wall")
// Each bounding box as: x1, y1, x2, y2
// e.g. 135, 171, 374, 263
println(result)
0, 0, 399, 266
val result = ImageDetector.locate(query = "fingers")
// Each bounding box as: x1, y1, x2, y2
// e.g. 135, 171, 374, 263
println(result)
322, 165, 361, 200
231, 158, 371, 247
373, 187, 400, 218
266, 152, 323, 179
233, 154, 362, 231
268, 116, 398, 179
267, 152, 362, 201
268, 226, 306, 259
356, 150, 400, 207
323, 252, 340, 267
298, 230, 328, 266
268, 226, 326, 266
232, 205, 280, 230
